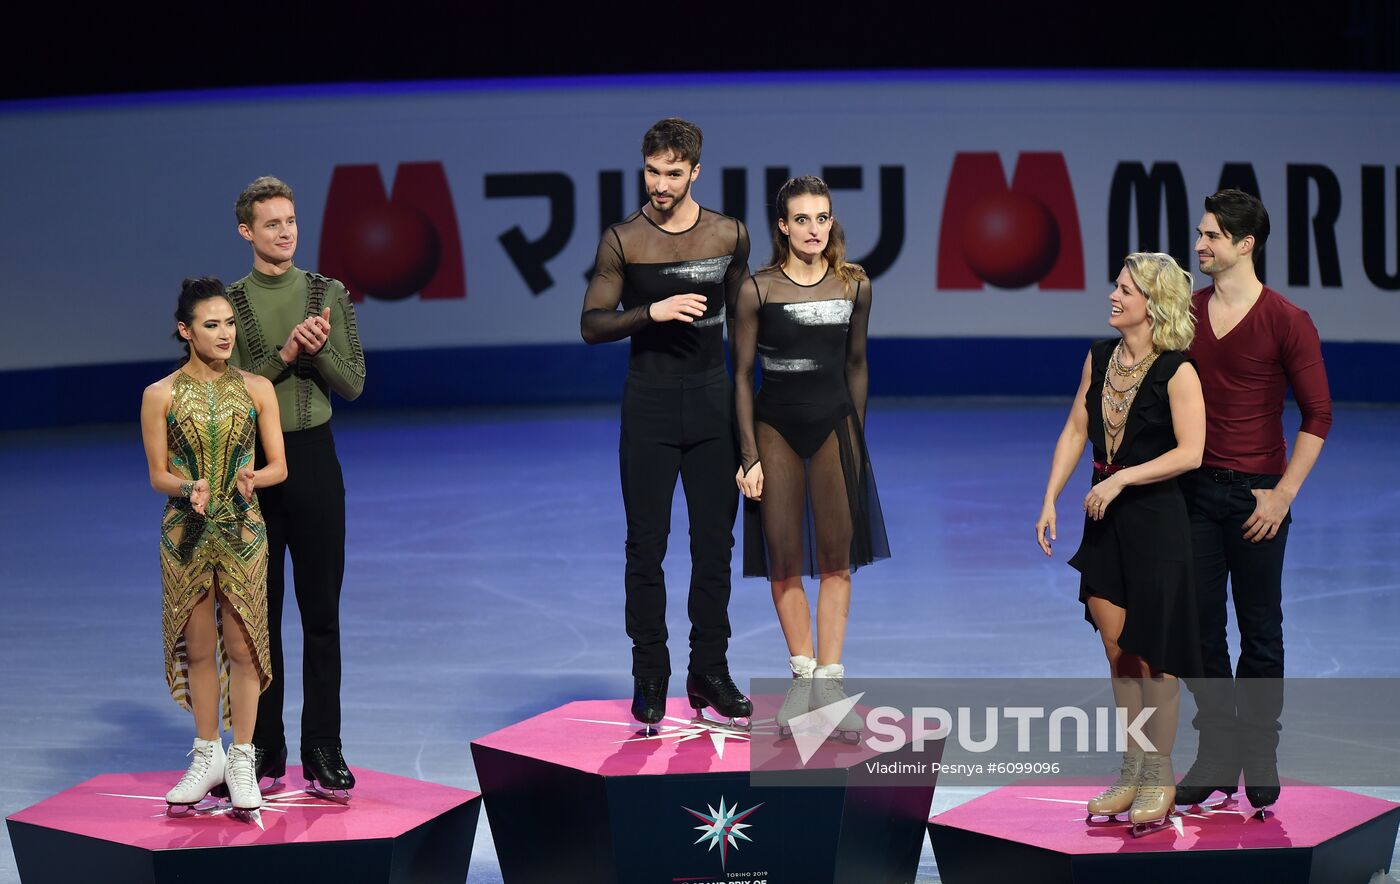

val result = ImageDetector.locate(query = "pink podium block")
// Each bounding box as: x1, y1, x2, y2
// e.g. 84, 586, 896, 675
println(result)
928, 781, 1399, 883
6, 767, 481, 884
472, 698, 935, 884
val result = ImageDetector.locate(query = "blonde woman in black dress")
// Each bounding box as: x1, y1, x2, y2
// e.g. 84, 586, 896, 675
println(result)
1036, 253, 1205, 834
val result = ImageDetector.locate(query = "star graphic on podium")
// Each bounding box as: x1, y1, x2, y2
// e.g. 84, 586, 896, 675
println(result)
1019, 795, 1207, 834
682, 795, 763, 870
97, 786, 343, 831
568, 712, 776, 759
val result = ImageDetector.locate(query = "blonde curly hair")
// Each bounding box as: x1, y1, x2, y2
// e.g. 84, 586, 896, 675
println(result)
1124, 252, 1196, 352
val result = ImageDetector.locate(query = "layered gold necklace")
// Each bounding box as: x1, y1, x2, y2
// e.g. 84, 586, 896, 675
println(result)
1101, 341, 1159, 463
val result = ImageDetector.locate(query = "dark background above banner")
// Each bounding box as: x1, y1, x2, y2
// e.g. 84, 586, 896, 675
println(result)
3, 2, 1399, 101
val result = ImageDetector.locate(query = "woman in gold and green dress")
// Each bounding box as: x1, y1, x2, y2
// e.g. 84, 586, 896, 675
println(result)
139, 277, 286, 814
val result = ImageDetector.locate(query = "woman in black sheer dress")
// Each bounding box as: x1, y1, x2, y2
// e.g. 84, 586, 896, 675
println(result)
1035, 252, 1206, 832
733, 176, 889, 739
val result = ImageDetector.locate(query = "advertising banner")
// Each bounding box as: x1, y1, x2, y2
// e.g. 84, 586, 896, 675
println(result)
3, 72, 1399, 374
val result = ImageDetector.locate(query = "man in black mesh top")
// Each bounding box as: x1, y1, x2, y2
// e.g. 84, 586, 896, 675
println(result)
581, 118, 753, 728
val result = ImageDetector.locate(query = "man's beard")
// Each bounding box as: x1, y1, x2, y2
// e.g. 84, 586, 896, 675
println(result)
650, 178, 691, 213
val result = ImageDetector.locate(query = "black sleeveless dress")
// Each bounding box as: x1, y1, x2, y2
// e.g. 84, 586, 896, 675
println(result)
733, 266, 890, 580
1068, 339, 1204, 679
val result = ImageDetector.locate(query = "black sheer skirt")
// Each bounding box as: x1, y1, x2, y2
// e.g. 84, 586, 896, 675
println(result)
743, 405, 889, 580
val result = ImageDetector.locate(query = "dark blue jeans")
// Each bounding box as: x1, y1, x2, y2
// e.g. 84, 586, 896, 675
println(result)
1180, 467, 1291, 759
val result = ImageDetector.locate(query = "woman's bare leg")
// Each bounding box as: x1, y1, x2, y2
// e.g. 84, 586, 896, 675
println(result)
772, 577, 813, 657
215, 578, 261, 747
182, 589, 220, 741
815, 570, 851, 665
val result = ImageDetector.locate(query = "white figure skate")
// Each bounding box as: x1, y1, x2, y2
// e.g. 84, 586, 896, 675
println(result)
1129, 752, 1179, 838
225, 743, 264, 820
777, 655, 816, 738
1086, 748, 1144, 822
811, 663, 862, 744
165, 738, 226, 815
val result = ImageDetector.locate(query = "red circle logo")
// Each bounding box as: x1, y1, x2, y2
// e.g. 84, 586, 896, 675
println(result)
345, 205, 442, 301
960, 191, 1062, 289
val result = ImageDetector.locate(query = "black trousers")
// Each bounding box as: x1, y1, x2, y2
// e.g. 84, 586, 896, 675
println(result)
620, 366, 738, 678
253, 422, 346, 751
1181, 467, 1291, 758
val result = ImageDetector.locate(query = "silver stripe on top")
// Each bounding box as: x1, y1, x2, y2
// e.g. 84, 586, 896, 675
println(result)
781, 299, 853, 326
660, 255, 733, 284
761, 356, 821, 373
691, 306, 727, 329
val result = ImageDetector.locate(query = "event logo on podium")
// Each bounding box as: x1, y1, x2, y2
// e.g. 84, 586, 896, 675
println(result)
681, 796, 763, 871
937, 151, 1085, 290
320, 161, 466, 302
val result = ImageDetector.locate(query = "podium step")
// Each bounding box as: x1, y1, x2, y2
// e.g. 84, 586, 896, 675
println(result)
6, 767, 481, 884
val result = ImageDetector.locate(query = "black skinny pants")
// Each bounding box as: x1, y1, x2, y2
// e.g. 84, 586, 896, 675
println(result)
1181, 467, 1291, 758
253, 422, 346, 751
620, 366, 738, 678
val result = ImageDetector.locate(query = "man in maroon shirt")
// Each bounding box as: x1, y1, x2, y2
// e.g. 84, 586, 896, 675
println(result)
1176, 190, 1332, 814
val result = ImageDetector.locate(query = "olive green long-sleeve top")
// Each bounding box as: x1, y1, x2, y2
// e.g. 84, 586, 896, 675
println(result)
228, 267, 366, 432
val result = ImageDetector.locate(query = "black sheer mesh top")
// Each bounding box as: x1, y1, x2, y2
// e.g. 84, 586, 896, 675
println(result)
733, 265, 872, 470
581, 207, 750, 375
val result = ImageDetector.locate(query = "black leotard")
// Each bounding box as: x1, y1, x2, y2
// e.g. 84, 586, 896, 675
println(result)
732, 265, 889, 580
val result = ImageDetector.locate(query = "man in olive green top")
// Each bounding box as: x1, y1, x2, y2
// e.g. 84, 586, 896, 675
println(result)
228, 176, 365, 797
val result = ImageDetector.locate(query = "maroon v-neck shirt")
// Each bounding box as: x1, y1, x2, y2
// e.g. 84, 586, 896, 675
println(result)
1188, 285, 1332, 475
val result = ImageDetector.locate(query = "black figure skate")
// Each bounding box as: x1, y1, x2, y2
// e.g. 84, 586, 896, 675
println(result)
253, 742, 287, 793
632, 676, 668, 736
302, 746, 355, 802
686, 672, 753, 731
1175, 734, 1241, 809
1243, 755, 1280, 820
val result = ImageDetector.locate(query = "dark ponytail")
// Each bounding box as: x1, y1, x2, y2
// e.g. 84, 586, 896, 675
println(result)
173, 277, 229, 364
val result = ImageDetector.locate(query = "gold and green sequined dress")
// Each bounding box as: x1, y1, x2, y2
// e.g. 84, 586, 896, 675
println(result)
161, 368, 272, 729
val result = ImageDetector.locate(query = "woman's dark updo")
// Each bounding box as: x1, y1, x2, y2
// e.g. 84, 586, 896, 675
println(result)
173, 277, 229, 363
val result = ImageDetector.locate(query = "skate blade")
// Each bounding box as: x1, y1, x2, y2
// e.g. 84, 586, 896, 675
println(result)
690, 712, 752, 732
634, 725, 661, 737
1250, 806, 1273, 821
1085, 812, 1124, 825
258, 777, 285, 795
817, 728, 856, 745
1130, 817, 1175, 837
231, 807, 265, 829
165, 795, 227, 817
305, 782, 353, 803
